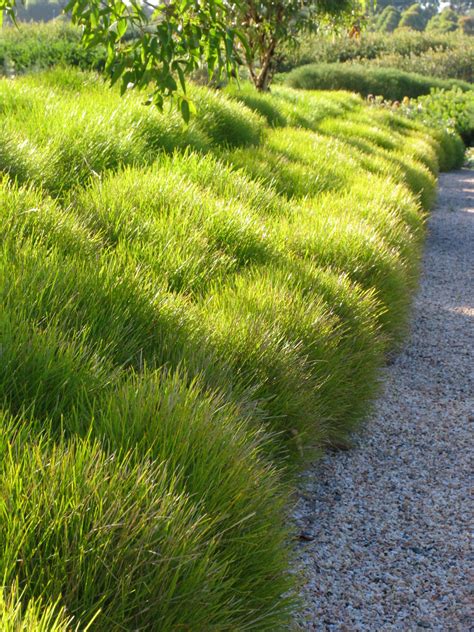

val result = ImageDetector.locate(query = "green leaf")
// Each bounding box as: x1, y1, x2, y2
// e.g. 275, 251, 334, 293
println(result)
117, 17, 127, 39
180, 98, 190, 124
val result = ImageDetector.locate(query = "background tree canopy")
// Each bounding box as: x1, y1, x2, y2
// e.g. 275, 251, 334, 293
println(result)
377, 6, 402, 31
398, 3, 428, 30
371, 0, 474, 32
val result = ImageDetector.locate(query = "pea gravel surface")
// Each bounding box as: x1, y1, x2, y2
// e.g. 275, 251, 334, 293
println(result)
293, 169, 473, 631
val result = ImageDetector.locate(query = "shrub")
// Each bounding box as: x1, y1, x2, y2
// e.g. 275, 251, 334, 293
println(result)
402, 88, 474, 146
377, 6, 401, 33
364, 47, 474, 83
398, 4, 428, 31
278, 31, 473, 83
0, 22, 105, 75
429, 128, 466, 171
426, 8, 459, 34
284, 63, 472, 101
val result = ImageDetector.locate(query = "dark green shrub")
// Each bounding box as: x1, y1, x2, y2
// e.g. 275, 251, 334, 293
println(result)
398, 4, 428, 31
365, 47, 474, 84
426, 7, 459, 33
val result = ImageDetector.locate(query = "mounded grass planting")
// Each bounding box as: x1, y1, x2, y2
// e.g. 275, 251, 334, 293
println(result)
0, 71, 465, 629
284, 63, 472, 101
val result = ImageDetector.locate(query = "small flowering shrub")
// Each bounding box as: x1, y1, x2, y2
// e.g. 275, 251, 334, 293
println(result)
402, 89, 474, 145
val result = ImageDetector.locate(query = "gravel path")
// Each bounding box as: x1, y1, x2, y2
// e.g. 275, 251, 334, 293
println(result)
293, 169, 473, 631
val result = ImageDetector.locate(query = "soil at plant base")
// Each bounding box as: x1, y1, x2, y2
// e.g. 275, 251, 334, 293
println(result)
294, 169, 473, 631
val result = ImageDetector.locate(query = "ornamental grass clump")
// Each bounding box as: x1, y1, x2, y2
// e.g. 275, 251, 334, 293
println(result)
1, 426, 288, 630
71, 163, 275, 296
223, 128, 352, 200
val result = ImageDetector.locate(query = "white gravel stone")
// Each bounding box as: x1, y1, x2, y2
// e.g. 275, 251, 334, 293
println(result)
293, 169, 473, 631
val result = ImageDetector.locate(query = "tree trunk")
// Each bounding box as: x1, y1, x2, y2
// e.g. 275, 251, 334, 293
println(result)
255, 64, 272, 91
251, 37, 277, 92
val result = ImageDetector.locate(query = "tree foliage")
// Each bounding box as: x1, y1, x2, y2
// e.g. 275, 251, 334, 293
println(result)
398, 3, 428, 30
0, 0, 244, 120
230, 0, 363, 91
427, 7, 459, 32
372, 0, 439, 11
449, 1, 474, 14
376, 5, 402, 31
372, 0, 414, 10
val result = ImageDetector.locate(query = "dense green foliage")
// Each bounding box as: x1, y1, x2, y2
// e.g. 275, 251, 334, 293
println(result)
0, 22, 105, 74
0, 69, 464, 629
369, 1, 473, 33
398, 3, 428, 31
369, 0, 440, 13
284, 63, 472, 101
402, 87, 474, 144
2, 22, 473, 90
0, 0, 251, 117
279, 30, 474, 82
426, 7, 460, 32
361, 45, 474, 83
376, 5, 402, 32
